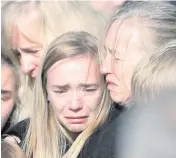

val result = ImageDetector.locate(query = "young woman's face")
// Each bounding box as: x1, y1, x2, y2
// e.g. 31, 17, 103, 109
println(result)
46, 55, 104, 133
101, 19, 149, 105
1, 65, 16, 129
12, 10, 44, 78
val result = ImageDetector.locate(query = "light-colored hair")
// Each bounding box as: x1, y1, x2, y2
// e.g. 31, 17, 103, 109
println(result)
100, 1, 176, 62
1, 141, 26, 158
2, 1, 106, 63
22, 31, 111, 158
132, 40, 176, 104
1, 1, 107, 123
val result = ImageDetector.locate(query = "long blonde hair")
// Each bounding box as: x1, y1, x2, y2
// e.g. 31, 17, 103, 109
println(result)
22, 31, 111, 158
1, 141, 26, 158
1, 1, 106, 123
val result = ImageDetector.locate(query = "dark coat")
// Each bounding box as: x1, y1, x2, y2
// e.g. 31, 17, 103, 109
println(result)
78, 104, 124, 158
2, 118, 29, 146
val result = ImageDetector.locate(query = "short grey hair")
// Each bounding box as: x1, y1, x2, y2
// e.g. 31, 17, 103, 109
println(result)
105, 1, 176, 53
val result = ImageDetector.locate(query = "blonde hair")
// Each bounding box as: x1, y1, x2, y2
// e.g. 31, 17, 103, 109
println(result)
1, 141, 26, 158
132, 40, 176, 104
22, 31, 111, 158
1, 1, 106, 123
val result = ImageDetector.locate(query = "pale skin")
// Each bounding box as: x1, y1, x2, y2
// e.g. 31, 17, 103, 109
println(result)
47, 54, 104, 134
1, 65, 21, 144
1, 65, 15, 129
101, 19, 149, 105
90, 0, 126, 16
12, 7, 43, 78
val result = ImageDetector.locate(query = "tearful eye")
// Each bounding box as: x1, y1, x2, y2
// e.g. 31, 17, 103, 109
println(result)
84, 88, 97, 93
53, 90, 68, 97
26, 50, 39, 54
114, 57, 121, 62
87, 89, 96, 92
113, 51, 122, 62
54, 90, 67, 94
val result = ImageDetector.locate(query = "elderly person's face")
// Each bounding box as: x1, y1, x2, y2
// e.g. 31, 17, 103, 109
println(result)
101, 19, 150, 105
1, 65, 16, 129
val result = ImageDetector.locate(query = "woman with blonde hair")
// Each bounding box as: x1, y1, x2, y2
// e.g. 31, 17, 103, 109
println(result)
3, 31, 118, 158
1, 1, 106, 123
78, 1, 176, 157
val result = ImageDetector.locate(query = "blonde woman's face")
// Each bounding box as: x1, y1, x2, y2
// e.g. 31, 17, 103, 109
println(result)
101, 19, 147, 105
11, 11, 44, 78
1, 65, 16, 129
47, 55, 104, 133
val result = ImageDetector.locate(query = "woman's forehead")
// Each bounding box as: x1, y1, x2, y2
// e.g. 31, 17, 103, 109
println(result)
48, 55, 90, 71
105, 18, 147, 52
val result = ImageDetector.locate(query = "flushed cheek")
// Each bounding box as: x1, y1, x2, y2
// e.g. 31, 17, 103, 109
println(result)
49, 99, 67, 118
52, 102, 66, 114
87, 93, 102, 109
1, 101, 14, 119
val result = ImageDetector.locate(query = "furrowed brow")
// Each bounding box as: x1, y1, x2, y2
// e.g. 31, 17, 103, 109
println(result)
52, 85, 70, 89
80, 84, 99, 88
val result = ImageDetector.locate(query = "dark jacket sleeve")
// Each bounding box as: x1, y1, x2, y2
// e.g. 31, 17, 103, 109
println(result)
2, 118, 30, 145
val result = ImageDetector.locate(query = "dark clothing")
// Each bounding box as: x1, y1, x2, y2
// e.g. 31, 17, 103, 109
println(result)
1, 107, 16, 134
2, 118, 29, 147
78, 104, 123, 158
1, 118, 11, 134
2, 104, 122, 157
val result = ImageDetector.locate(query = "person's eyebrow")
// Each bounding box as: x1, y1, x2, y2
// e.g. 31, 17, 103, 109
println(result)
80, 84, 99, 88
104, 45, 113, 54
52, 85, 70, 89
1, 90, 12, 95
19, 47, 40, 53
